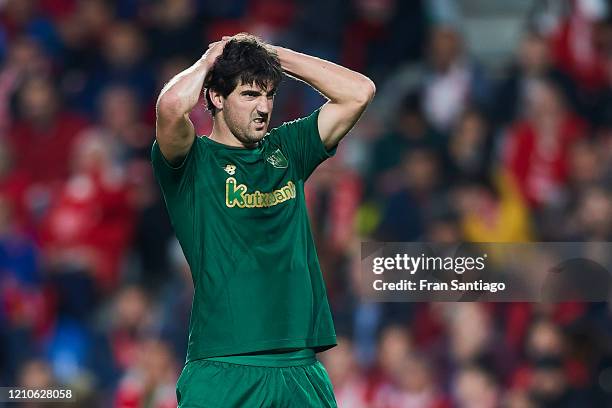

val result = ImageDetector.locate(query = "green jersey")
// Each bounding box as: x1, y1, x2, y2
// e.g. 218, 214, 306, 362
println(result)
151, 109, 337, 362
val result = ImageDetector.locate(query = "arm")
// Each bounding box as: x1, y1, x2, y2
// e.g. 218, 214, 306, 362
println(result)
272, 46, 376, 149
155, 40, 226, 165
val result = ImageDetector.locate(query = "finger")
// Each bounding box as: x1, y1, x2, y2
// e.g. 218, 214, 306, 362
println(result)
222, 36, 230, 40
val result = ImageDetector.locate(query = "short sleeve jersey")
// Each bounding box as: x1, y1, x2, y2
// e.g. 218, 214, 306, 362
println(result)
151, 109, 337, 362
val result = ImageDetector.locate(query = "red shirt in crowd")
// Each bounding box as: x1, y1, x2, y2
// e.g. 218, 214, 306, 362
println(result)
8, 112, 89, 188
39, 169, 134, 290
504, 115, 586, 207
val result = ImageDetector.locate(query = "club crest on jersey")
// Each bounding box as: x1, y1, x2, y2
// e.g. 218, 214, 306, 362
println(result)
266, 149, 288, 169
224, 164, 236, 175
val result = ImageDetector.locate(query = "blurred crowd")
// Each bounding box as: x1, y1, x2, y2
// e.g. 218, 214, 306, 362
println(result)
0, 0, 611, 407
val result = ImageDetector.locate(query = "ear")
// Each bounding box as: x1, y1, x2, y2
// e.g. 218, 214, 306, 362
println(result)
208, 89, 224, 111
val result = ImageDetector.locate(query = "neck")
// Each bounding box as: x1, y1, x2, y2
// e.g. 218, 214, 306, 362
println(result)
208, 113, 257, 149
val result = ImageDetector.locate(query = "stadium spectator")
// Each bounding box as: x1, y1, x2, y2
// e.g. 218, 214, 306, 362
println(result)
444, 108, 493, 184
320, 336, 369, 408
493, 31, 578, 126
39, 133, 135, 291
503, 78, 587, 208
372, 353, 449, 408
453, 172, 533, 242
8, 76, 88, 216
452, 364, 500, 408
114, 338, 178, 408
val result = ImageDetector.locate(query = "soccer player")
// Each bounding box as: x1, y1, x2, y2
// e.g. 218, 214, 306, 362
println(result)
151, 33, 375, 407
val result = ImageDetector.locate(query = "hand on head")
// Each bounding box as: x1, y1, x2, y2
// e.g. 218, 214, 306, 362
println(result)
203, 38, 229, 66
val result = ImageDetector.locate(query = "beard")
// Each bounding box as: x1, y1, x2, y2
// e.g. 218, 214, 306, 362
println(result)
224, 111, 269, 147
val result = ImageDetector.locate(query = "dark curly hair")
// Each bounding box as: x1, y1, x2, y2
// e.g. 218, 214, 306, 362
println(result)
204, 33, 283, 114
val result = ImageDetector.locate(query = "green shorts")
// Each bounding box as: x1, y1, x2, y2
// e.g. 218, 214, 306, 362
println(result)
176, 349, 338, 408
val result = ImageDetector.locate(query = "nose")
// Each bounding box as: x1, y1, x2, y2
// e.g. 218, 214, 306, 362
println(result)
256, 96, 271, 115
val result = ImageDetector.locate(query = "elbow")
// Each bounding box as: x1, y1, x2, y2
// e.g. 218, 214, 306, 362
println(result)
356, 78, 376, 106
156, 92, 188, 118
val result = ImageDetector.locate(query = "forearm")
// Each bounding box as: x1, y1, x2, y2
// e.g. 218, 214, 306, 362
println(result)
157, 56, 211, 117
273, 46, 375, 105
273, 46, 374, 148
155, 56, 212, 164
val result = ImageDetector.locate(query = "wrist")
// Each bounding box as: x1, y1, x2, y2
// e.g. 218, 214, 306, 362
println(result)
198, 56, 214, 71
272, 46, 289, 60
271, 46, 291, 73
197, 49, 218, 70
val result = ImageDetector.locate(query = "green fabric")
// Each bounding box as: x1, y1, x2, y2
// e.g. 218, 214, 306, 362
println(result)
176, 355, 337, 407
206, 348, 315, 367
151, 109, 337, 362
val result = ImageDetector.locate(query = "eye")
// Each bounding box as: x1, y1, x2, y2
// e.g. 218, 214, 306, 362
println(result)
242, 91, 259, 99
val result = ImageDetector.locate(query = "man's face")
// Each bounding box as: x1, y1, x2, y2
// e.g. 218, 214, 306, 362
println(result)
222, 81, 276, 146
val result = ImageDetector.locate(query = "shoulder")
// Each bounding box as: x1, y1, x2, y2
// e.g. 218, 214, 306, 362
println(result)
151, 135, 206, 173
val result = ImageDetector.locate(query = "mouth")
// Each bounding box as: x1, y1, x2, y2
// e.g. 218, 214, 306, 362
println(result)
253, 117, 267, 129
